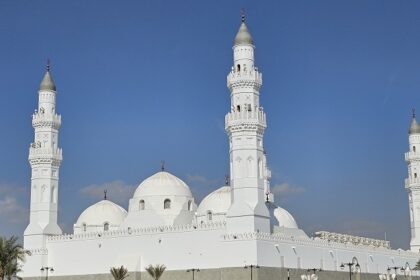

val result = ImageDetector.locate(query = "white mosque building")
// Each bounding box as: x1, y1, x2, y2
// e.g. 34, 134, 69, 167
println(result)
21, 15, 420, 280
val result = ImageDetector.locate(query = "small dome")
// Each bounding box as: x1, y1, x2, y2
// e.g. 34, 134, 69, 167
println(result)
76, 200, 127, 227
234, 22, 254, 46
39, 70, 56, 91
133, 171, 192, 198
197, 186, 231, 215
409, 117, 420, 134
274, 207, 298, 229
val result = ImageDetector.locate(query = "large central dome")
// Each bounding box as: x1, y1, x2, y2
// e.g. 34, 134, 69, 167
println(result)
133, 171, 192, 198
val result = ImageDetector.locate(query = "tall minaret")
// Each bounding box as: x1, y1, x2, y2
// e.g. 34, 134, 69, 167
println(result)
405, 110, 420, 252
225, 14, 270, 233
24, 62, 63, 249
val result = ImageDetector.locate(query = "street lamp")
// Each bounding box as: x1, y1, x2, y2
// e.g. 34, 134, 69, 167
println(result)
341, 260, 360, 280
186, 268, 200, 280
301, 268, 322, 280
387, 266, 405, 280
244, 264, 260, 280
40, 266, 54, 280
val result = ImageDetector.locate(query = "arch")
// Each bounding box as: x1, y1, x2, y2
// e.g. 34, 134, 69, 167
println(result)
139, 200, 145, 210
41, 185, 47, 203
188, 200, 192, 211
82, 223, 87, 232
237, 64, 240, 72
207, 210, 213, 221
236, 105, 241, 112
104, 222, 109, 231
414, 146, 417, 152
164, 199, 171, 209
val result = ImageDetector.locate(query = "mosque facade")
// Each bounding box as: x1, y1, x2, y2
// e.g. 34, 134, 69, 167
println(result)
21, 16, 420, 280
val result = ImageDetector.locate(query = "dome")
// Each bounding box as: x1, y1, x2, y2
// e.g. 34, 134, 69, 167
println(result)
197, 186, 231, 215
76, 199, 127, 227
274, 207, 298, 229
234, 22, 254, 46
133, 171, 192, 198
39, 70, 56, 91
409, 117, 420, 134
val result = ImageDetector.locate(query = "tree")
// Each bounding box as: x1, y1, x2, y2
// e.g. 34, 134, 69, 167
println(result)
0, 236, 30, 280
415, 259, 420, 270
110, 266, 129, 280
145, 264, 166, 280
4, 261, 22, 280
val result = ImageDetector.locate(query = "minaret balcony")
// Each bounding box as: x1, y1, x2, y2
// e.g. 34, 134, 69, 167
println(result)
32, 113, 61, 129
29, 147, 63, 161
225, 110, 266, 130
405, 151, 420, 161
227, 69, 262, 90
405, 177, 420, 188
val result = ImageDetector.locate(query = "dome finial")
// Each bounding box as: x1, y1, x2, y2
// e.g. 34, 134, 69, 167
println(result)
240, 8, 246, 23
104, 190, 107, 200
46, 58, 51, 72
161, 160, 165, 172
413, 108, 416, 119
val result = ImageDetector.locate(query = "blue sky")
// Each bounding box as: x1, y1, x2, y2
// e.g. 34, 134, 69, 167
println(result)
1, 0, 420, 249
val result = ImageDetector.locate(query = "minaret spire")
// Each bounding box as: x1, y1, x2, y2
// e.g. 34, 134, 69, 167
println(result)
24, 64, 63, 249
225, 17, 270, 233
240, 9, 246, 22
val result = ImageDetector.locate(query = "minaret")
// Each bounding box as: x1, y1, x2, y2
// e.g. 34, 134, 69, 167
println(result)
24, 62, 63, 249
225, 14, 270, 233
405, 109, 420, 252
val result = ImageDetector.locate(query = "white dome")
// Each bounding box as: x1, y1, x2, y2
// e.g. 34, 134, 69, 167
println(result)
76, 200, 127, 227
274, 206, 298, 229
197, 186, 231, 215
133, 171, 192, 198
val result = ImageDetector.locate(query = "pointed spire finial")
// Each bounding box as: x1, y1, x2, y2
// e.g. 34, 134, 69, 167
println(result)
225, 175, 230, 186
161, 160, 165, 172
104, 189, 107, 200
46, 58, 51, 72
240, 9, 246, 22
413, 108, 416, 119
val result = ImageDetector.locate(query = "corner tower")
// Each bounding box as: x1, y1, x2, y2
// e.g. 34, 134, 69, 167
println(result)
405, 110, 420, 252
225, 14, 270, 233
24, 62, 63, 249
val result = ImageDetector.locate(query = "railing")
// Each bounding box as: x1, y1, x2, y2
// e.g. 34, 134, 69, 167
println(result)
32, 113, 61, 128
28, 147, 62, 160
225, 109, 266, 128
405, 152, 420, 161
227, 69, 262, 88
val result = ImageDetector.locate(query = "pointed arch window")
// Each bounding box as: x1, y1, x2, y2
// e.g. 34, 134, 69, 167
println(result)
164, 199, 171, 209
207, 211, 213, 221
104, 222, 109, 231
139, 200, 145, 210
82, 223, 87, 232
414, 146, 417, 152
188, 200, 192, 211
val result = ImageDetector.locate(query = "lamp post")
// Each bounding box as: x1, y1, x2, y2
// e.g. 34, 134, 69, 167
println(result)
186, 268, 200, 280
40, 266, 54, 280
387, 266, 405, 280
287, 268, 290, 280
341, 261, 360, 280
244, 265, 260, 280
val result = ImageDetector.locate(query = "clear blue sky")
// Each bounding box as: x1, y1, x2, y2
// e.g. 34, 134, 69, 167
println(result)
1, 0, 420, 250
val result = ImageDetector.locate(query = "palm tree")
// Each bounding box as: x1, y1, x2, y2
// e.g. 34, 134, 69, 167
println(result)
415, 259, 420, 270
0, 236, 30, 280
5, 261, 23, 280
145, 264, 166, 280
110, 266, 129, 280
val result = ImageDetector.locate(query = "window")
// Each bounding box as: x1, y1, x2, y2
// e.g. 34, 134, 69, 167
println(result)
415, 173, 418, 179
237, 64, 240, 72
207, 211, 213, 221
82, 223, 87, 232
414, 146, 417, 152
104, 222, 109, 231
188, 200, 192, 211
139, 200, 145, 210
164, 199, 171, 209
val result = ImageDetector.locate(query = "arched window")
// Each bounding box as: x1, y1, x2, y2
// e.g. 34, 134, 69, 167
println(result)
236, 105, 241, 112
188, 200, 192, 211
207, 211, 213, 221
415, 173, 418, 179
82, 223, 87, 232
164, 199, 171, 209
139, 200, 145, 210
104, 222, 109, 231
414, 146, 417, 152
237, 64, 240, 72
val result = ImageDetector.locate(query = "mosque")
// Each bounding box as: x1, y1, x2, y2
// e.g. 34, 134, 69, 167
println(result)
21, 15, 420, 280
